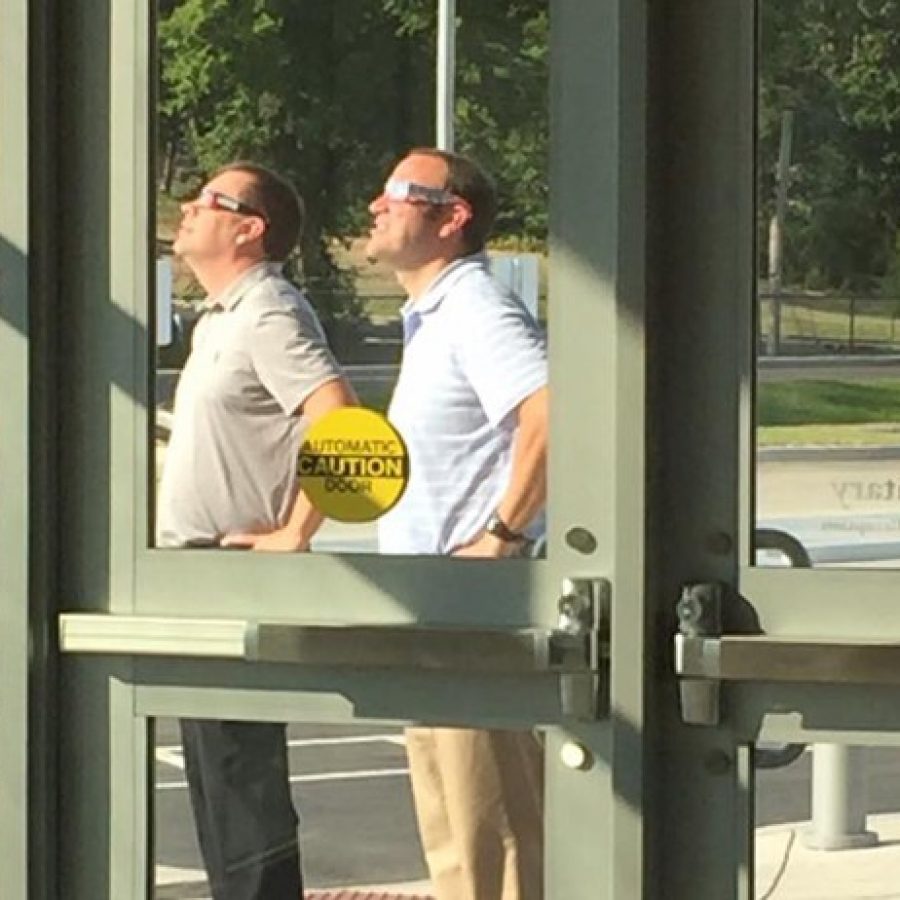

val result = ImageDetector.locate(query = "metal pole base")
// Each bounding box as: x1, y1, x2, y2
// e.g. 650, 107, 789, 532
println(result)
800, 744, 880, 851
800, 826, 878, 851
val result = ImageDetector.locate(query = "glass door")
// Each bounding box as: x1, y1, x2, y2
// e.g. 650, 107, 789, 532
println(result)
42, 2, 649, 899
661, 2, 900, 899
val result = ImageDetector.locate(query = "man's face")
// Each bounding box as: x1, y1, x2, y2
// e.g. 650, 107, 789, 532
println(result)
365, 153, 459, 269
173, 170, 265, 265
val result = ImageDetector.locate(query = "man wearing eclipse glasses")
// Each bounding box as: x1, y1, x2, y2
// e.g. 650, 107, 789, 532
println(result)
158, 161, 355, 899
368, 148, 548, 900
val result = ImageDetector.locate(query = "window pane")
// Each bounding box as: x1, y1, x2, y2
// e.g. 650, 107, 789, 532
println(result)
153, 717, 545, 898
755, 0, 900, 568
756, 741, 900, 896
153, 0, 549, 559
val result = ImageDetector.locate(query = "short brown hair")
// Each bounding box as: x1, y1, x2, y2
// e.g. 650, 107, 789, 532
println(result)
213, 161, 305, 262
408, 148, 498, 255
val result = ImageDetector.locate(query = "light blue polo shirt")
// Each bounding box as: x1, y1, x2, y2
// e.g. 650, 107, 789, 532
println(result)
378, 254, 547, 555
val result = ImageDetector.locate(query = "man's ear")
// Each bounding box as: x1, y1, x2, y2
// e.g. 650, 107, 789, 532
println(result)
437, 202, 472, 241
237, 216, 267, 246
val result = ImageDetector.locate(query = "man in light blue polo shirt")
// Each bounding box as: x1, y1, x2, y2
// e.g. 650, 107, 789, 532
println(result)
368, 148, 548, 900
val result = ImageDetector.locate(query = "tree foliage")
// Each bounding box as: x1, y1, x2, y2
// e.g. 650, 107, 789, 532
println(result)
159, 0, 900, 301
157, 0, 548, 243
759, 0, 900, 292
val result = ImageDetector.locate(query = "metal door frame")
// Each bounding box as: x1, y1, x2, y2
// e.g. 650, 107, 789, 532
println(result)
1, 1, 61, 898
2, 1, 656, 899
649, 3, 900, 898
0, 1, 35, 897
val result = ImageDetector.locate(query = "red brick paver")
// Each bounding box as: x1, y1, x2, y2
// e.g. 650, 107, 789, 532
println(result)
305, 893, 434, 900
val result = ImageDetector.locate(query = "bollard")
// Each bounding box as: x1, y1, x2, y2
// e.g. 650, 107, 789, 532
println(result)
801, 744, 878, 850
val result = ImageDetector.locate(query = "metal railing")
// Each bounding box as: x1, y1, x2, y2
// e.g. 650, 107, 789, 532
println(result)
759, 293, 900, 355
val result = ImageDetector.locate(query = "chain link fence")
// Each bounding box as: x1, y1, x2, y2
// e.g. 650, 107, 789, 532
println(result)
760, 293, 900, 355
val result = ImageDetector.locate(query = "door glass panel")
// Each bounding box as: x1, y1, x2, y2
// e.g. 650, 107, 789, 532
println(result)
153, 717, 545, 898
756, 741, 900, 898
153, 1, 549, 557
755, 0, 900, 568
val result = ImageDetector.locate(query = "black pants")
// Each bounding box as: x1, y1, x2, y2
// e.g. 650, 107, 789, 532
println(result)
179, 719, 302, 900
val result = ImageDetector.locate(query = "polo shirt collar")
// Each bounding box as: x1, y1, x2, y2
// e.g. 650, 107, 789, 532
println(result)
400, 252, 490, 319
206, 261, 282, 311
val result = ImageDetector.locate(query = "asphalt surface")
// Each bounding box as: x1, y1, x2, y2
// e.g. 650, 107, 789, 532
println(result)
153, 720, 427, 898
152, 718, 900, 898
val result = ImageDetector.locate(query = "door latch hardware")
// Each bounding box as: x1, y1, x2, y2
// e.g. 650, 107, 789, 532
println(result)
553, 577, 610, 721
675, 582, 724, 726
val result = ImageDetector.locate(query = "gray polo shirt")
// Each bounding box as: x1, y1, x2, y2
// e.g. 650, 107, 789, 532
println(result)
156, 262, 341, 547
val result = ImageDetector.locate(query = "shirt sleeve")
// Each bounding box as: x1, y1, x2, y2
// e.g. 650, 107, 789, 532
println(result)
454, 287, 548, 426
250, 300, 343, 416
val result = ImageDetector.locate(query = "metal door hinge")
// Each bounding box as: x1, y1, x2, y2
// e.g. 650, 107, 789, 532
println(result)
553, 577, 611, 721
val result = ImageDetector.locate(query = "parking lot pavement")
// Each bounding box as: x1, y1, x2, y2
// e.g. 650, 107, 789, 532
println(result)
153, 720, 427, 897
154, 724, 900, 898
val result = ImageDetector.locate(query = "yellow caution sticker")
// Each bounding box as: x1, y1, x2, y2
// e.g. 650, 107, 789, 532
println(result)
298, 407, 409, 523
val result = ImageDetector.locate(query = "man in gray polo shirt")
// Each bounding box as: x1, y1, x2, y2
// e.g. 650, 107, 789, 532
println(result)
158, 161, 355, 900
367, 148, 548, 900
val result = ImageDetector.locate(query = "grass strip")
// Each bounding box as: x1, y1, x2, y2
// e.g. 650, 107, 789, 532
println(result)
758, 379, 900, 426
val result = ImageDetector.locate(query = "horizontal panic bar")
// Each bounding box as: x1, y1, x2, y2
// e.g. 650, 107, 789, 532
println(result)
677, 634, 900, 686
60, 614, 604, 674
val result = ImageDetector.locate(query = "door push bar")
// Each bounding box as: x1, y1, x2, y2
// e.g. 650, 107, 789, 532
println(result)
675, 581, 900, 726
59, 577, 610, 720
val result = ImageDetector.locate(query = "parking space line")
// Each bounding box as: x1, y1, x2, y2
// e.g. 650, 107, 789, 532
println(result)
156, 767, 410, 791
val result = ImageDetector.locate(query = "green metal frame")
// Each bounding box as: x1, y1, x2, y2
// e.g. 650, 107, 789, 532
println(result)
23, 0, 883, 898
646, 3, 756, 898
32, 0, 652, 898
647, 4, 900, 899
55, 0, 647, 660
0, 2, 33, 898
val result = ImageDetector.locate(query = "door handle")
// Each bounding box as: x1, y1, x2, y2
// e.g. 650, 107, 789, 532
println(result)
59, 613, 600, 673
59, 581, 610, 720
673, 581, 900, 726
677, 632, 900, 687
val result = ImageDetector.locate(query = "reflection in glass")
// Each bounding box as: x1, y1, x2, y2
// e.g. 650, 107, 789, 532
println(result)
153, 1, 550, 556
755, 742, 900, 897
755, 1, 900, 568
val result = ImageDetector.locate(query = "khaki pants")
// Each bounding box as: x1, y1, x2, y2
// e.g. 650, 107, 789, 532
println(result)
405, 727, 544, 900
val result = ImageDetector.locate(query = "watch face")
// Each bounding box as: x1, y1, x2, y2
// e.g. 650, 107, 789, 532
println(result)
486, 514, 524, 544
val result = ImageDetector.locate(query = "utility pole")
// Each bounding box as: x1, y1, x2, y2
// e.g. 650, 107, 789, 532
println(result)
767, 110, 793, 356
436, 0, 456, 150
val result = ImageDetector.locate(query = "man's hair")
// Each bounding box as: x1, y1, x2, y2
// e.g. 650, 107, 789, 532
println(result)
212, 161, 304, 262
408, 148, 498, 255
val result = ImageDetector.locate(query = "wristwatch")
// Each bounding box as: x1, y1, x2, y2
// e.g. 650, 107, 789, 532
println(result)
484, 511, 528, 545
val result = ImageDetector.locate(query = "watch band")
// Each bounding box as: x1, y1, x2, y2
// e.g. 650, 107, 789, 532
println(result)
484, 512, 527, 544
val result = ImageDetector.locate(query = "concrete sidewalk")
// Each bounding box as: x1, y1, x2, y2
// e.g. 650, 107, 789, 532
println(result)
343, 820, 900, 900
756, 813, 900, 899
168, 832, 900, 900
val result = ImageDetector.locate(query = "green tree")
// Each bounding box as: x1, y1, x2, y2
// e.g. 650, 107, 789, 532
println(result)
759, 0, 900, 292
455, 1, 549, 244
158, 0, 551, 256
158, 0, 435, 341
